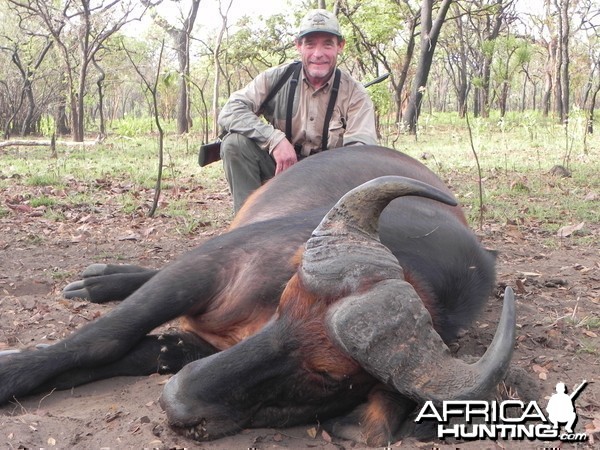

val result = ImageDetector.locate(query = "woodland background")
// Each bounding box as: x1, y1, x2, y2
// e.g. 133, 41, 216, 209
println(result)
1, 1, 599, 448
0, 0, 599, 145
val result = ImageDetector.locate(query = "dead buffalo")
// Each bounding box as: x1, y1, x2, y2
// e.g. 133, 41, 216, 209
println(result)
0, 146, 515, 446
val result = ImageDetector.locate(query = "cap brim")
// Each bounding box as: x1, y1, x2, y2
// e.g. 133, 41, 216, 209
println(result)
297, 28, 343, 39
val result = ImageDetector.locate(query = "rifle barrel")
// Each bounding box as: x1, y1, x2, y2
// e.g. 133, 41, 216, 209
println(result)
569, 380, 588, 400
364, 73, 390, 88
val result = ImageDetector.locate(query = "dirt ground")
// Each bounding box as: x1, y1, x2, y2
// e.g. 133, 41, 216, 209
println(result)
0, 174, 599, 449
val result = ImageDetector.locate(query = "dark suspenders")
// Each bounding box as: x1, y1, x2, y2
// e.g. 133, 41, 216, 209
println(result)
259, 61, 301, 115
322, 68, 341, 151
285, 63, 303, 141
263, 61, 341, 153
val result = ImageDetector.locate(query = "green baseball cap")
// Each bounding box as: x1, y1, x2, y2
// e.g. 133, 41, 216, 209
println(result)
297, 9, 343, 39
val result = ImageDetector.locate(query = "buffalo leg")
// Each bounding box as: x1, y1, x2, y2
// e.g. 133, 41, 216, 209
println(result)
0, 256, 218, 404
63, 264, 159, 303
27, 332, 218, 394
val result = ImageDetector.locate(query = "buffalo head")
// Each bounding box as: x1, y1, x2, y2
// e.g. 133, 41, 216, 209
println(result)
159, 176, 515, 444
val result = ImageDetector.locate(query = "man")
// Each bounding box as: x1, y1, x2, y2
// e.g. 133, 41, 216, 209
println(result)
218, 9, 378, 212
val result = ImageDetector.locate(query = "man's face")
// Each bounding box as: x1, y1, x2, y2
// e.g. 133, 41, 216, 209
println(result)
296, 32, 345, 87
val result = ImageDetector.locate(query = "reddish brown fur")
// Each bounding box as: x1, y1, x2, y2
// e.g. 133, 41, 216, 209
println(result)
362, 385, 412, 446
279, 244, 440, 381
228, 187, 265, 229
278, 274, 363, 379
180, 260, 283, 350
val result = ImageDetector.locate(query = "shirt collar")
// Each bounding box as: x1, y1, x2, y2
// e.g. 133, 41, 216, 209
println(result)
301, 68, 337, 93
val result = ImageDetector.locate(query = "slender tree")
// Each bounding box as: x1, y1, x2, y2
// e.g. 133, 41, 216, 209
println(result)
0, 38, 53, 137
403, 0, 452, 134
7, 0, 144, 142
211, 0, 233, 138
142, 0, 200, 134
123, 39, 166, 217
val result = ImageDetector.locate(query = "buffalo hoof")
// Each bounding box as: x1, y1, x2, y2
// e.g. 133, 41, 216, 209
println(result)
63, 279, 91, 300
63, 263, 158, 303
81, 263, 109, 278
62, 264, 108, 300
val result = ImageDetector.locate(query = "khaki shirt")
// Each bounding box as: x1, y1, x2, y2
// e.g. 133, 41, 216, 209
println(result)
218, 62, 378, 157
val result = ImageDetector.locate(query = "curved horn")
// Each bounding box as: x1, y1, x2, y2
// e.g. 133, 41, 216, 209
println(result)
314, 175, 457, 239
327, 283, 515, 403
303, 175, 515, 402
299, 176, 458, 298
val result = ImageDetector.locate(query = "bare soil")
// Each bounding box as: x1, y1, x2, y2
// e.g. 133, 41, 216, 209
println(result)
0, 174, 599, 449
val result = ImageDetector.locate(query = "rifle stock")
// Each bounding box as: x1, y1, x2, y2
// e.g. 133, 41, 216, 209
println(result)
198, 140, 222, 167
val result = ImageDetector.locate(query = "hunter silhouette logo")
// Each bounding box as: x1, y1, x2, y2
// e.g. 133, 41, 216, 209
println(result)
415, 379, 589, 442
546, 380, 587, 434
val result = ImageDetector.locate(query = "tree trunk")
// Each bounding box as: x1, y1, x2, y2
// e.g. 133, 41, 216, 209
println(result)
499, 80, 508, 117
587, 83, 600, 134
395, 11, 418, 124
93, 57, 106, 139
176, 0, 200, 135
479, 0, 505, 118
473, 88, 481, 117
521, 71, 527, 112
212, 1, 232, 138
558, 0, 570, 123
404, 0, 452, 134
70, 90, 80, 142
452, 4, 468, 118
542, 70, 552, 116
56, 96, 70, 135
176, 29, 190, 134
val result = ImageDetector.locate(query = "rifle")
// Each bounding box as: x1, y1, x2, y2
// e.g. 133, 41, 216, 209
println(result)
569, 380, 587, 400
364, 72, 390, 88
198, 68, 391, 167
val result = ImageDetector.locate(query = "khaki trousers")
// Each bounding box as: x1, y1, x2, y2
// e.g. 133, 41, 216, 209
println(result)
220, 133, 276, 213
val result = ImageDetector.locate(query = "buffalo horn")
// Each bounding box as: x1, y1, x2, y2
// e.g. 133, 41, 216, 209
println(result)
301, 176, 515, 403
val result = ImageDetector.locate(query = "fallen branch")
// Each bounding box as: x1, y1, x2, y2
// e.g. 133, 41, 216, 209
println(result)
0, 139, 100, 148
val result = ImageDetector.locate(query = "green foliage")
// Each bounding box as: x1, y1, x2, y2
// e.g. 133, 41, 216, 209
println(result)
29, 196, 56, 207
1, 0, 599, 146
26, 174, 63, 187
482, 39, 496, 59
39, 116, 56, 138
112, 117, 157, 136
387, 111, 599, 239
368, 82, 393, 116
341, 0, 403, 44
223, 12, 296, 82
515, 42, 532, 66
492, 35, 530, 80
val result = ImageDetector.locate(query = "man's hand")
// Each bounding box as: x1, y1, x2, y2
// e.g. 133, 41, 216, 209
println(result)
271, 139, 298, 175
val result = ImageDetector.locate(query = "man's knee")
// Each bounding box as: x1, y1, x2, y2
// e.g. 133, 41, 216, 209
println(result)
221, 133, 260, 161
